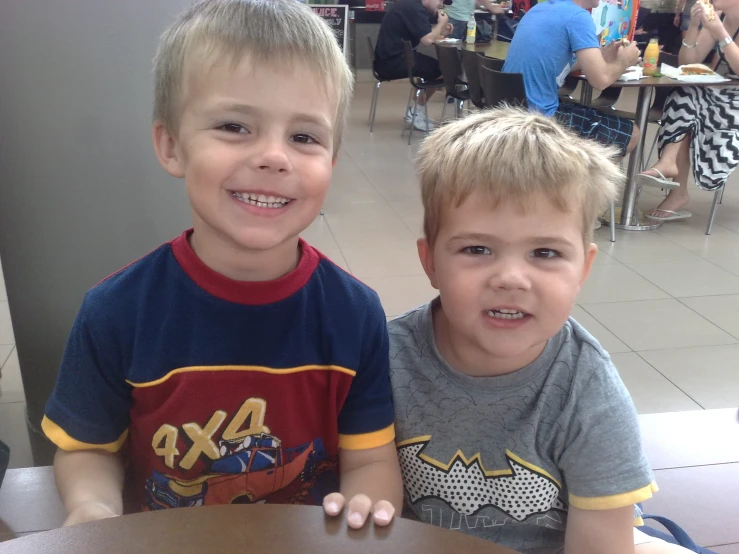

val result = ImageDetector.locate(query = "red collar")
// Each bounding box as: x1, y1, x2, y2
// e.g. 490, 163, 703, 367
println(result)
170, 230, 319, 305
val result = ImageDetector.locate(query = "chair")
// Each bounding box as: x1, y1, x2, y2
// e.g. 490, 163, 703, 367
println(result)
478, 55, 505, 73
479, 65, 528, 109
558, 75, 579, 103
366, 36, 403, 133
435, 44, 470, 123
401, 40, 444, 144
461, 49, 485, 109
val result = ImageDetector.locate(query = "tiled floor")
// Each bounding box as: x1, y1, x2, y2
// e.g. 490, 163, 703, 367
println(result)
1, 70, 739, 473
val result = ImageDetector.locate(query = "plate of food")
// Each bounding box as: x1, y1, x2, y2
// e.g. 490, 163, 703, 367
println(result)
661, 63, 731, 83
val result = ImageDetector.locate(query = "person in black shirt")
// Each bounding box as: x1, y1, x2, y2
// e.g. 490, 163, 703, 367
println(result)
374, 0, 453, 130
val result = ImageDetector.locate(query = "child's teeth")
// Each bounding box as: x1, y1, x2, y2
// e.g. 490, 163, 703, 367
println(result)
487, 310, 525, 320
232, 192, 290, 209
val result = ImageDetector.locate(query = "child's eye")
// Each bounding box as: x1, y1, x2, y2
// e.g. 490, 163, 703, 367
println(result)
292, 133, 317, 145
462, 246, 491, 255
217, 123, 247, 134
532, 248, 561, 259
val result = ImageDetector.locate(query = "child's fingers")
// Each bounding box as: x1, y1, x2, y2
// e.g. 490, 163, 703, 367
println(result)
346, 493, 373, 529
322, 492, 346, 517
371, 499, 396, 526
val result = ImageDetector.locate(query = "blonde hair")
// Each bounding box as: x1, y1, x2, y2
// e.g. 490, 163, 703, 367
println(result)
153, 0, 354, 156
418, 107, 623, 246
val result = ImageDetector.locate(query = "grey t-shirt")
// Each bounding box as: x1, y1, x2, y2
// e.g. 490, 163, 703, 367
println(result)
389, 300, 656, 554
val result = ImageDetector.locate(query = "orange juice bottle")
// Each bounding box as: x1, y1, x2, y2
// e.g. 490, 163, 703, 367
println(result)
643, 38, 660, 76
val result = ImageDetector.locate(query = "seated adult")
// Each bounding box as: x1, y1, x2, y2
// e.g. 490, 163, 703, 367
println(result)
374, 0, 453, 131
502, 0, 642, 158
637, 0, 739, 222
445, 0, 508, 41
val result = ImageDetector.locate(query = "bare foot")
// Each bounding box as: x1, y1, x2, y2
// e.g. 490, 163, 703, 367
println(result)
640, 163, 678, 181
648, 189, 690, 219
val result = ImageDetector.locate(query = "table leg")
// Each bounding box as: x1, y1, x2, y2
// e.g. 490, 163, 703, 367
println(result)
617, 86, 662, 231
579, 82, 592, 106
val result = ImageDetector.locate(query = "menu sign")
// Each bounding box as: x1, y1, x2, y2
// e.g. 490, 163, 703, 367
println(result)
310, 4, 349, 53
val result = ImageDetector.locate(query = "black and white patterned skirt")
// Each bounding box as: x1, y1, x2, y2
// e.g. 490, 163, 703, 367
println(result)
657, 85, 739, 191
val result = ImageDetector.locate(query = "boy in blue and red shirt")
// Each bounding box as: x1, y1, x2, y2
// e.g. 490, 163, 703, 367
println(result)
42, 0, 402, 528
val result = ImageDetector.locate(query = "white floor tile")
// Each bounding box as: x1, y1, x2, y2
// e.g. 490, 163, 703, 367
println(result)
581, 299, 737, 351
609, 352, 701, 414
639, 344, 739, 409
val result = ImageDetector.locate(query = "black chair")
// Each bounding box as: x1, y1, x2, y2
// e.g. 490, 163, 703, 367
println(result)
366, 36, 404, 133
461, 49, 485, 109
479, 65, 528, 109
401, 40, 444, 144
435, 44, 470, 123
558, 74, 579, 103
478, 55, 505, 73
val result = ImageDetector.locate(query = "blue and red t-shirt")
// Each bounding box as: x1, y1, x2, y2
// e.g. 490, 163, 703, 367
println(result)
42, 230, 395, 510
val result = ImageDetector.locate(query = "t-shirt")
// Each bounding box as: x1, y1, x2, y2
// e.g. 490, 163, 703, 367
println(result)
446, 0, 476, 22
43, 230, 395, 510
389, 300, 656, 554
503, 0, 599, 115
375, 0, 435, 65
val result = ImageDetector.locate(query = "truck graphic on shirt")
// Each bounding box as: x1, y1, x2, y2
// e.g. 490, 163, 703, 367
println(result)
144, 433, 326, 509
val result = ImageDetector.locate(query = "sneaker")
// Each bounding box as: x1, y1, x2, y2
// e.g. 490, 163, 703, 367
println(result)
412, 109, 435, 132
405, 108, 414, 122
593, 219, 602, 231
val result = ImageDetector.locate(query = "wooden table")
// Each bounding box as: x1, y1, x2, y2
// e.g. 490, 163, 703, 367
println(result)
0, 504, 520, 554
579, 76, 739, 230
461, 40, 510, 60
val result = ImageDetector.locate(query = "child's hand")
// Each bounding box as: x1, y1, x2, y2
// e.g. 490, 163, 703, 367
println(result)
323, 492, 395, 528
63, 501, 120, 527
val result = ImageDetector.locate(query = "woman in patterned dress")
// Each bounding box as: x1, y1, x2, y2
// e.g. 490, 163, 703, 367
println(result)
636, 0, 739, 222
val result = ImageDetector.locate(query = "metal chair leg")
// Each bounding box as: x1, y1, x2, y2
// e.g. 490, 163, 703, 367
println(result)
320, 208, 324, 216
369, 81, 378, 124
369, 81, 381, 132
608, 199, 616, 242
719, 187, 725, 204
424, 97, 431, 134
706, 187, 723, 235
402, 86, 414, 137
408, 89, 420, 145
457, 99, 463, 119
440, 95, 448, 124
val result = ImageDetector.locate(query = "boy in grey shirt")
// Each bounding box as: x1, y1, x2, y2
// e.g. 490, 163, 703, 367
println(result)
389, 108, 690, 554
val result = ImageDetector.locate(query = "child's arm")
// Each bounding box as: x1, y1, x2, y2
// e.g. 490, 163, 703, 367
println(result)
55, 448, 125, 526
323, 441, 403, 528
564, 505, 635, 554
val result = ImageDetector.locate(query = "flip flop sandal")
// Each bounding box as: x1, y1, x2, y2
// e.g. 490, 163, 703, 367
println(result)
635, 169, 680, 190
645, 209, 692, 221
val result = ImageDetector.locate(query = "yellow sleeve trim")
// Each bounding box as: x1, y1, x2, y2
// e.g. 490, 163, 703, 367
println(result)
634, 516, 645, 527
339, 424, 395, 450
41, 416, 129, 453
569, 481, 659, 510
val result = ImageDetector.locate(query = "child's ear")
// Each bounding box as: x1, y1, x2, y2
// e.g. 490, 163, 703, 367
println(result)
417, 238, 440, 290
580, 243, 598, 286
152, 120, 185, 178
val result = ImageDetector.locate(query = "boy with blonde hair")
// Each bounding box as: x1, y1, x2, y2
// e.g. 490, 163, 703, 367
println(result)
389, 108, 691, 553
42, 0, 401, 528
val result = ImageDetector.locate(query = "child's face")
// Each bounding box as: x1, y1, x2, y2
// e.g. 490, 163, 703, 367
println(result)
419, 193, 598, 375
155, 56, 336, 255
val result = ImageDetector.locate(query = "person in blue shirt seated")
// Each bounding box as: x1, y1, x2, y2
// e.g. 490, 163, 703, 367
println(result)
503, 0, 642, 159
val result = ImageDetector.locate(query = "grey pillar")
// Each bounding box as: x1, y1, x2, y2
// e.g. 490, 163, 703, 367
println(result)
0, 1, 191, 464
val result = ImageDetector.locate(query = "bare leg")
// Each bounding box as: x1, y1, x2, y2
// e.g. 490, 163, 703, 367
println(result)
646, 136, 692, 218
417, 88, 439, 106
625, 124, 642, 155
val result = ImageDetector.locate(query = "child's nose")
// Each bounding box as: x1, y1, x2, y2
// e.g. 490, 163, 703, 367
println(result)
253, 137, 292, 174
489, 261, 530, 290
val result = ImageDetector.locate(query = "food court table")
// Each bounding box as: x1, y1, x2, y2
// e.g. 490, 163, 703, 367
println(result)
579, 76, 739, 230
0, 504, 521, 554
461, 40, 510, 59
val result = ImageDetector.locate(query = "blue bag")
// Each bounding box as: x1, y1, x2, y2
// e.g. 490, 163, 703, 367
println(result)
639, 512, 718, 554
